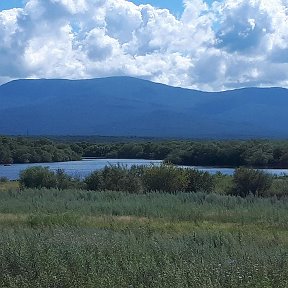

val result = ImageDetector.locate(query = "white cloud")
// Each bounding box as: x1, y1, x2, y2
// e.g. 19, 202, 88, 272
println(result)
0, 0, 288, 90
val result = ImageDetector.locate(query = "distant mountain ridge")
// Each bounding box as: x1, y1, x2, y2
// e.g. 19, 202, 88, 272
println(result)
0, 77, 287, 138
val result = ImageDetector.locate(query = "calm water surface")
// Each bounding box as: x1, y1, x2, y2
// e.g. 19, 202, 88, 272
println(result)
0, 159, 162, 180
0, 159, 288, 180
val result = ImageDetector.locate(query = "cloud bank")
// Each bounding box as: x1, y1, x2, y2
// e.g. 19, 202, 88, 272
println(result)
0, 0, 288, 91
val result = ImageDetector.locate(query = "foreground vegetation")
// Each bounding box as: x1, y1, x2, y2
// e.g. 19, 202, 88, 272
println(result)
0, 179, 18, 192
0, 187, 287, 287
18, 164, 288, 198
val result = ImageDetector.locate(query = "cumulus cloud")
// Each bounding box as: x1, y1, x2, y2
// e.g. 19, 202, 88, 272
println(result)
0, 0, 288, 90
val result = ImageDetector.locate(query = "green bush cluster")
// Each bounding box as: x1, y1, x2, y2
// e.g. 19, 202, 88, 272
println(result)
85, 165, 214, 193
231, 168, 273, 197
19, 165, 287, 198
267, 177, 288, 198
141, 165, 188, 192
19, 167, 83, 190
20, 165, 214, 194
85, 165, 143, 193
141, 165, 214, 193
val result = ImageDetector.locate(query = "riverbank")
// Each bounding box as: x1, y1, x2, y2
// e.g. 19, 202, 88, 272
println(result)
1, 158, 288, 181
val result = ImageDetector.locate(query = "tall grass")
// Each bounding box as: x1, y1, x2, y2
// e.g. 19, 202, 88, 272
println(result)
0, 227, 287, 288
0, 189, 287, 226
0, 189, 287, 287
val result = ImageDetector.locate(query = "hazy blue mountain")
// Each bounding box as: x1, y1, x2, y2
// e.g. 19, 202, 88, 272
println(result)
0, 77, 287, 138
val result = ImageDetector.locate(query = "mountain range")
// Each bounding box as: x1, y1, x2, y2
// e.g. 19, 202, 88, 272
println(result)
0, 77, 287, 138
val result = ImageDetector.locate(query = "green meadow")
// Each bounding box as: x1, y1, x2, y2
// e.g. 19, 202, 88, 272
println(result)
0, 187, 287, 287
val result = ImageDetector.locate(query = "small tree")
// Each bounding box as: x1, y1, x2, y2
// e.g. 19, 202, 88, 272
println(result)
231, 167, 273, 197
85, 171, 102, 191
185, 169, 215, 193
85, 165, 143, 193
142, 165, 189, 193
19, 166, 57, 189
55, 169, 74, 190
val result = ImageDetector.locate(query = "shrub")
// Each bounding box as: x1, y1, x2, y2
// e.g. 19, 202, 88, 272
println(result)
55, 169, 74, 190
85, 165, 143, 193
185, 169, 215, 193
101, 165, 143, 193
213, 172, 233, 195
231, 167, 273, 197
142, 165, 189, 193
0, 176, 9, 183
85, 165, 215, 194
266, 178, 288, 198
85, 171, 102, 191
20, 167, 57, 189
19, 167, 82, 190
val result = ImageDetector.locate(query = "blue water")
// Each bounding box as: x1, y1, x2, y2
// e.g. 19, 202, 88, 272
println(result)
181, 166, 288, 177
0, 159, 287, 180
0, 159, 162, 180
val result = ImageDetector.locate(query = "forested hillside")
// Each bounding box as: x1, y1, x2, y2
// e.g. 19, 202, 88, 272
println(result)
1, 77, 288, 138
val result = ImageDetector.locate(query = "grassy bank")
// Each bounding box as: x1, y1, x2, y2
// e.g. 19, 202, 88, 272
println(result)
0, 180, 19, 192
0, 189, 287, 287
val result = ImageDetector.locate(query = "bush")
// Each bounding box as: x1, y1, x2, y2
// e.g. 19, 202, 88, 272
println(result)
55, 169, 83, 190
85, 171, 102, 191
267, 178, 288, 198
19, 167, 83, 190
20, 167, 57, 189
142, 165, 189, 193
213, 173, 233, 195
85, 165, 143, 193
85, 165, 215, 194
231, 167, 273, 197
0, 176, 9, 183
185, 169, 215, 193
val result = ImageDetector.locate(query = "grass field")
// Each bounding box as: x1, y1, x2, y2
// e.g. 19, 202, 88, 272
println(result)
0, 188, 287, 287
0, 181, 19, 192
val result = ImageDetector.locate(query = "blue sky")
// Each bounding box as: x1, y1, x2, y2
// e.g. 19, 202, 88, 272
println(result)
0, 0, 287, 91
0, 0, 24, 10
131, 1, 184, 15
1, 0, 185, 12
0, 0, 213, 14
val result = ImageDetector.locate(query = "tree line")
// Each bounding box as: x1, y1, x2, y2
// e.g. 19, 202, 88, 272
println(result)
1, 136, 288, 168
80, 139, 288, 168
0, 136, 81, 164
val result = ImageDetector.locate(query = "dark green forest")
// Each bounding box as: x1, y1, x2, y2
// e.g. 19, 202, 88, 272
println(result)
81, 139, 288, 168
1, 136, 288, 168
0, 137, 81, 164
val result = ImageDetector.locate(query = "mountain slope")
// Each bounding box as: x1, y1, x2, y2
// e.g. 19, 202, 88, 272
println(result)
0, 77, 287, 138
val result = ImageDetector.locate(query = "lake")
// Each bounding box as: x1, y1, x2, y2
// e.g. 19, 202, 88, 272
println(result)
0, 159, 288, 180
0, 159, 162, 180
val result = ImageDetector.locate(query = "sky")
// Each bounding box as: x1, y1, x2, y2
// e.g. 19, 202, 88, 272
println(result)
0, 0, 288, 91
2, 0, 195, 14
